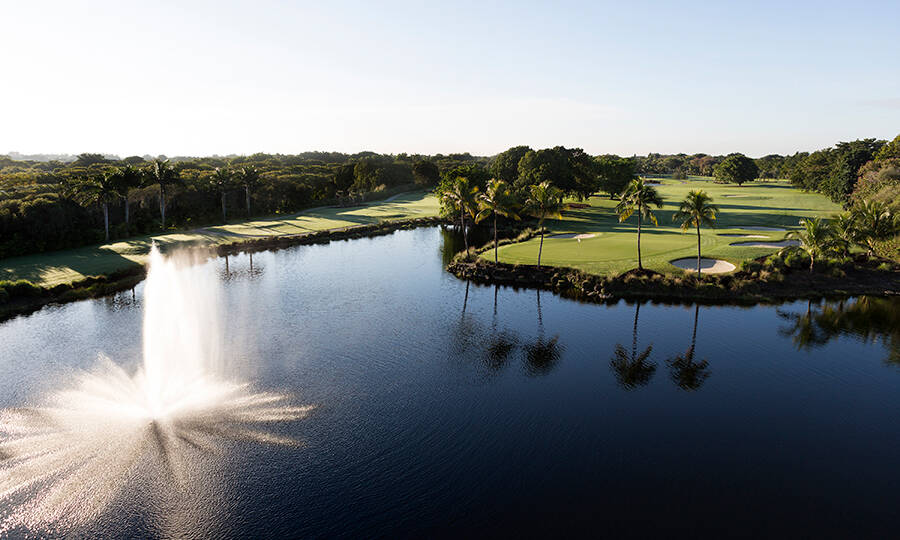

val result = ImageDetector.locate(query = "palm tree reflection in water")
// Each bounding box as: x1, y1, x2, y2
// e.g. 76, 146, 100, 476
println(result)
610, 302, 656, 389
666, 305, 711, 391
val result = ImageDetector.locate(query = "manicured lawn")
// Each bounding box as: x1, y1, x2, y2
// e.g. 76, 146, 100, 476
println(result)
0, 191, 439, 286
491, 179, 841, 275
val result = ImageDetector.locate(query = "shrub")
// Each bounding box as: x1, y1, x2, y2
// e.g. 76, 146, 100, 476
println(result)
877, 262, 893, 272
741, 260, 762, 273
784, 251, 810, 269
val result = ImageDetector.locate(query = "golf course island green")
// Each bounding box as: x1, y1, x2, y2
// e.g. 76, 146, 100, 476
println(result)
486, 178, 840, 275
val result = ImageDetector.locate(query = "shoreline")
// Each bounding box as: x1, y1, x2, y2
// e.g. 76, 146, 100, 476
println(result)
446, 257, 900, 305
0, 217, 445, 322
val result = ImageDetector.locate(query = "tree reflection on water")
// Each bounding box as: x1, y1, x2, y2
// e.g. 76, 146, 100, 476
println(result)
778, 296, 900, 365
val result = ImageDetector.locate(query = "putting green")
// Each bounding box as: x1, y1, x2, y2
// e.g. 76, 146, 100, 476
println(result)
490, 179, 841, 275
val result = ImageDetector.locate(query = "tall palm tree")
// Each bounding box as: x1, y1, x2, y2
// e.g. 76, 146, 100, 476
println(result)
72, 172, 118, 242
238, 166, 260, 216
672, 190, 719, 274
616, 178, 664, 270
109, 165, 142, 227
211, 167, 235, 223
475, 179, 520, 263
147, 159, 181, 230
524, 181, 564, 268
440, 177, 479, 255
610, 302, 656, 389
787, 217, 833, 272
850, 200, 899, 256
666, 305, 711, 390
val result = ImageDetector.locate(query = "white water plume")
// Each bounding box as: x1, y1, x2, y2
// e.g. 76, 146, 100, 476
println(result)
0, 246, 313, 534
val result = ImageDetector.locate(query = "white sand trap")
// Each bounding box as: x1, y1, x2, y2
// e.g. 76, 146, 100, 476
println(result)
671, 258, 736, 274
740, 226, 786, 231
719, 234, 769, 238
549, 233, 597, 240
730, 239, 799, 248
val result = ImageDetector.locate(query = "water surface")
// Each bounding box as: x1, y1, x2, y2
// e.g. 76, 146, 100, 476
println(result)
1, 227, 899, 538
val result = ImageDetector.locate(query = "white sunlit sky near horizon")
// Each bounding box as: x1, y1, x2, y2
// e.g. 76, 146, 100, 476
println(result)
1, 0, 898, 158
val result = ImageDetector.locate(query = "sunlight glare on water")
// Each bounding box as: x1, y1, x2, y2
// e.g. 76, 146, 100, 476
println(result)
0, 245, 313, 534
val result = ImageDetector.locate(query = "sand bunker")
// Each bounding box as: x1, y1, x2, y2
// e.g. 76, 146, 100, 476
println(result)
670, 258, 736, 274
719, 234, 769, 238
740, 226, 787, 231
730, 239, 799, 248
549, 233, 597, 240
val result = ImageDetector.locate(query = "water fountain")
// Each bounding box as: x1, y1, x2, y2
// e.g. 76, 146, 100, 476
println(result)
0, 246, 312, 534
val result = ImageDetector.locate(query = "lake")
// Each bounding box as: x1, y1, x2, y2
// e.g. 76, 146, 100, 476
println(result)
1, 226, 899, 538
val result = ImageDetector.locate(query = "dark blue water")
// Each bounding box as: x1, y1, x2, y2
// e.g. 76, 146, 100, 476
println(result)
1, 227, 899, 538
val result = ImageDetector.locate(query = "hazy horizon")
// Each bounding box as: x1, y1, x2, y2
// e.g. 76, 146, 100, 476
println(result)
3, 0, 898, 158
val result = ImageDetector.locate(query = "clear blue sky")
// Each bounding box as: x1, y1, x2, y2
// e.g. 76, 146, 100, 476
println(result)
2, 0, 898, 157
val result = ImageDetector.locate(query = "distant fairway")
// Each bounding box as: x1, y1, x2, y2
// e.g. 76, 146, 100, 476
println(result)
491, 179, 841, 275
0, 191, 439, 287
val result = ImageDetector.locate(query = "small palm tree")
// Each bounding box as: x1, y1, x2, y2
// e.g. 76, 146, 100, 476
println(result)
830, 213, 857, 258
238, 166, 260, 216
476, 179, 520, 263
850, 200, 899, 256
673, 190, 719, 274
616, 178, 664, 270
440, 177, 480, 255
146, 159, 182, 230
211, 167, 235, 223
787, 217, 834, 272
524, 181, 564, 268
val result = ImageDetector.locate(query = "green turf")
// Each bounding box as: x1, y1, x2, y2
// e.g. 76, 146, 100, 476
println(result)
491, 179, 842, 275
0, 191, 439, 287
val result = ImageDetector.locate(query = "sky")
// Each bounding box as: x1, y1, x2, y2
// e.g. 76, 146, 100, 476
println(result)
2, 0, 898, 158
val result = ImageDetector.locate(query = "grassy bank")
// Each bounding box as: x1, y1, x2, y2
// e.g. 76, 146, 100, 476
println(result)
0, 190, 439, 287
491, 179, 841, 275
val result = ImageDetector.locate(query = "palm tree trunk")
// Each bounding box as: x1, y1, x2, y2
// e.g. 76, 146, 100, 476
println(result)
696, 222, 702, 274
809, 252, 814, 273
123, 196, 130, 225
221, 191, 227, 223
493, 214, 498, 263
103, 202, 109, 242
632, 302, 641, 359
637, 213, 643, 270
245, 184, 251, 216
159, 184, 167, 230
460, 208, 468, 254
691, 304, 699, 350
537, 224, 545, 268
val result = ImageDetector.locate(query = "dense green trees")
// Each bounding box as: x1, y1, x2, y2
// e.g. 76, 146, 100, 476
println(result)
0, 152, 462, 258
787, 218, 834, 272
714, 154, 759, 186
595, 155, 636, 197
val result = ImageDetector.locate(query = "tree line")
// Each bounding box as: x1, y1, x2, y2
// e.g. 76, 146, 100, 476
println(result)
0, 152, 483, 258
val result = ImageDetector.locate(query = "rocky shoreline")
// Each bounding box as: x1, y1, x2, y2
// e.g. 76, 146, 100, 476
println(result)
446, 257, 900, 305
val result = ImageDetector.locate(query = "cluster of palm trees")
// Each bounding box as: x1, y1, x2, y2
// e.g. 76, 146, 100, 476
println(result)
442, 175, 725, 273
440, 178, 565, 266
615, 178, 721, 274
787, 201, 899, 272
67, 160, 261, 242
